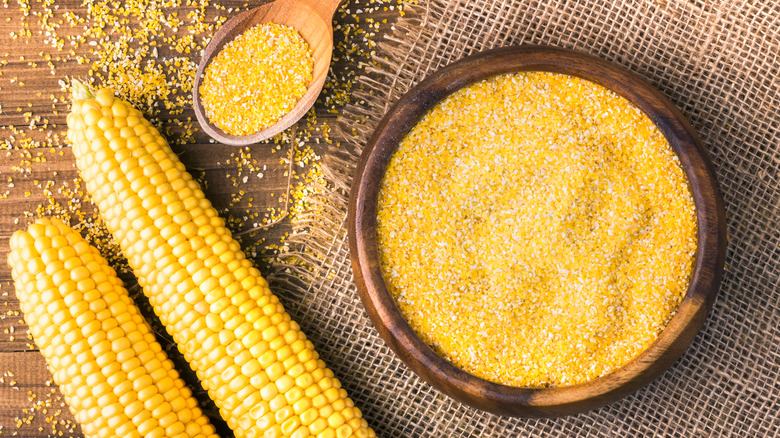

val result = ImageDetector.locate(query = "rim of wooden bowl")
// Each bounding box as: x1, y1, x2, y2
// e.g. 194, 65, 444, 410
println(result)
348, 45, 727, 417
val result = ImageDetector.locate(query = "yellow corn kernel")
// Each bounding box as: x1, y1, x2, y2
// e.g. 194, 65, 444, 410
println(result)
292, 427, 313, 438
328, 412, 347, 429
318, 428, 336, 438
8, 217, 218, 438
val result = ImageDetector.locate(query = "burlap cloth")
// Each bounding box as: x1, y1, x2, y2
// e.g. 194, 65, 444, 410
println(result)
271, 1, 780, 436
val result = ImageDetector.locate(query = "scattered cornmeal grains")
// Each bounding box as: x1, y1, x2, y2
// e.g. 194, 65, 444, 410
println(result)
199, 22, 314, 135
376, 72, 698, 388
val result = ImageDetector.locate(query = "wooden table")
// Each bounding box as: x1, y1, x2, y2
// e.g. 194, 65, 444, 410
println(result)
0, 0, 399, 435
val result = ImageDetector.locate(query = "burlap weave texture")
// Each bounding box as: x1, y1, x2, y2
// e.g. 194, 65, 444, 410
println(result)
274, 1, 779, 436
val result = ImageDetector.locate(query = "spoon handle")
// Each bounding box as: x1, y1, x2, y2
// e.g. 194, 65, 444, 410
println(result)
308, 0, 345, 21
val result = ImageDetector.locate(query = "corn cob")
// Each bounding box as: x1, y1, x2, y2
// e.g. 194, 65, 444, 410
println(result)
66, 80, 375, 438
8, 217, 218, 438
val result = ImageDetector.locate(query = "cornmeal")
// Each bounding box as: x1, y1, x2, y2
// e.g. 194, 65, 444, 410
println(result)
376, 72, 698, 387
199, 22, 314, 135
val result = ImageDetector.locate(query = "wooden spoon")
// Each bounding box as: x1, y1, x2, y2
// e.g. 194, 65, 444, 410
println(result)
193, 0, 343, 146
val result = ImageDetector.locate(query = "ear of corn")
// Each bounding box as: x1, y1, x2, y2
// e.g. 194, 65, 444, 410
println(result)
66, 80, 375, 438
8, 217, 219, 438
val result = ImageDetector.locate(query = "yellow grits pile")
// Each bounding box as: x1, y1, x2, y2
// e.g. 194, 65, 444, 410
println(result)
376, 71, 698, 388
199, 22, 315, 136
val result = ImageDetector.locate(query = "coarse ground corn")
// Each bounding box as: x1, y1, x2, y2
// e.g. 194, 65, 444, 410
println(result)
199, 22, 314, 136
376, 72, 698, 388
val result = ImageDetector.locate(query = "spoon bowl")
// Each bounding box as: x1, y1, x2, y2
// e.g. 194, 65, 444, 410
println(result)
193, 0, 343, 146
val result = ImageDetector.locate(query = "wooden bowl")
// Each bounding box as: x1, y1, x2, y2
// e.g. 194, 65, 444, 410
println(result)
348, 45, 727, 417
